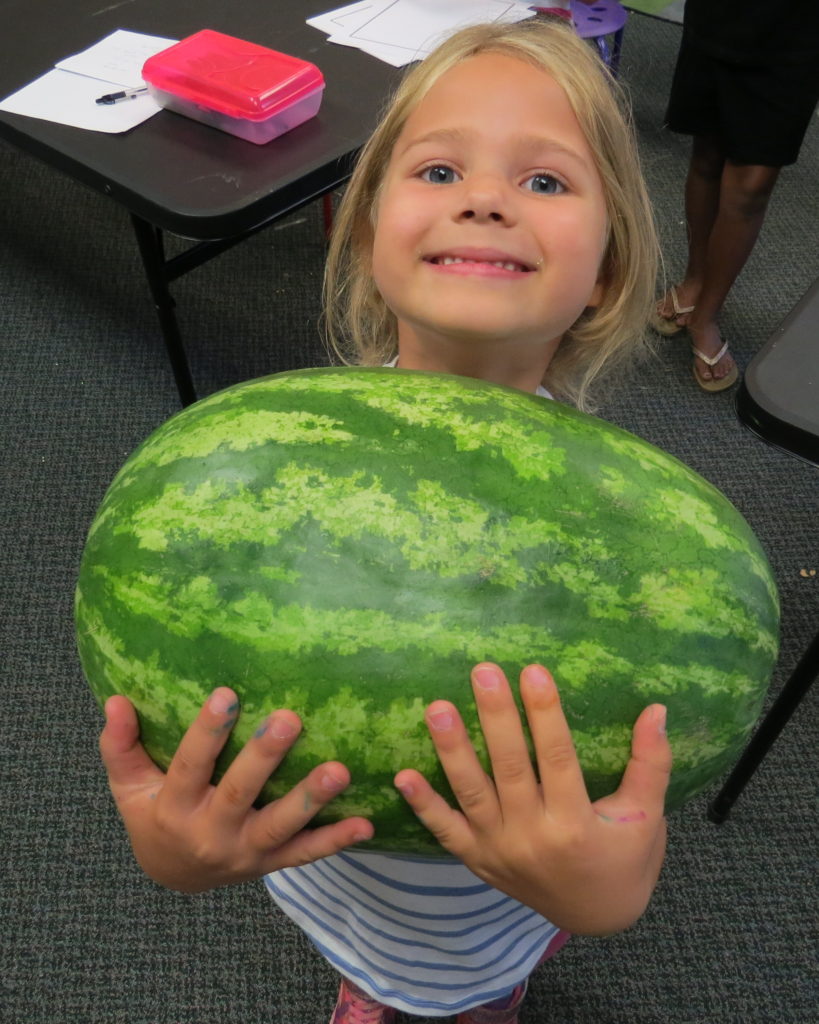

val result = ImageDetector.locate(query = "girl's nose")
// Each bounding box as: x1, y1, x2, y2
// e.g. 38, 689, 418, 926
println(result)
455, 177, 515, 225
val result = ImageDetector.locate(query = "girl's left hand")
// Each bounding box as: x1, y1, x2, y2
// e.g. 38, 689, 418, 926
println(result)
394, 662, 671, 936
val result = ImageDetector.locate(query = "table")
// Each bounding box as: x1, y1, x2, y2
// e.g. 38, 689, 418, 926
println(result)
0, 1, 398, 404
708, 278, 819, 822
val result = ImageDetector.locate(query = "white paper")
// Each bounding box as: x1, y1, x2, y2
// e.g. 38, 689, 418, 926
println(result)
310, 0, 534, 65
347, 0, 533, 59
309, 3, 410, 66
55, 29, 178, 88
307, 1, 390, 37
327, 34, 413, 67
0, 68, 162, 132
0, 29, 176, 133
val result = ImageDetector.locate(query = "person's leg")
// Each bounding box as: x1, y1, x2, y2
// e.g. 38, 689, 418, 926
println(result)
455, 930, 571, 1024
330, 977, 397, 1024
687, 160, 781, 383
680, 135, 726, 300
655, 134, 725, 329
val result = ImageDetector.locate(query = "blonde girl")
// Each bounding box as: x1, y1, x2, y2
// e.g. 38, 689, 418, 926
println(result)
100, 18, 670, 1024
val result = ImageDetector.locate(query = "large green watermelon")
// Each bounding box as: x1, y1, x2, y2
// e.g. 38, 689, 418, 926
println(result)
75, 368, 779, 854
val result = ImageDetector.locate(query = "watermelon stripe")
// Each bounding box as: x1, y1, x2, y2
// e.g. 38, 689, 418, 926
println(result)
107, 469, 776, 656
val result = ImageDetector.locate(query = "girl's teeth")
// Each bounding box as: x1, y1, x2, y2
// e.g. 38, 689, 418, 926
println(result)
438, 257, 522, 271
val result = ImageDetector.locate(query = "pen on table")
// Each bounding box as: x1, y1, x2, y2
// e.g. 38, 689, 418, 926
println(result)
95, 87, 148, 105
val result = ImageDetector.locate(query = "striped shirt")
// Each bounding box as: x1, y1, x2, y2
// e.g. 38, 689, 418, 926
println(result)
265, 850, 563, 1017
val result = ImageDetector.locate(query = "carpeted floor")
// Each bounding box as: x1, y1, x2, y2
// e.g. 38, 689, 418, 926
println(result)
1, 11, 817, 1024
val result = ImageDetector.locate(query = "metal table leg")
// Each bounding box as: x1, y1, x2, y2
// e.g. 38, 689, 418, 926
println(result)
130, 213, 198, 407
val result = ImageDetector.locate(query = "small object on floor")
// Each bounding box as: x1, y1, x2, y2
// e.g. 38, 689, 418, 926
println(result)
455, 981, 528, 1024
329, 977, 397, 1024
650, 284, 695, 335
692, 337, 739, 392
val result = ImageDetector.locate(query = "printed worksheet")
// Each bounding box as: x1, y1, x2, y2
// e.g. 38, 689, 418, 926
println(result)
309, 0, 534, 65
56, 29, 178, 87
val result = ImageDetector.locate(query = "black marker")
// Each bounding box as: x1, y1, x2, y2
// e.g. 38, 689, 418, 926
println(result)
95, 86, 148, 105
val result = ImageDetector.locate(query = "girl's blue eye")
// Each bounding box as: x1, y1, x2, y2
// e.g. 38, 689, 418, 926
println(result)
421, 165, 459, 185
525, 173, 565, 195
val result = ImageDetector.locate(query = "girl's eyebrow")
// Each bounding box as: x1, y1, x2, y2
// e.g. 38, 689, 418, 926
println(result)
397, 127, 468, 155
397, 126, 591, 171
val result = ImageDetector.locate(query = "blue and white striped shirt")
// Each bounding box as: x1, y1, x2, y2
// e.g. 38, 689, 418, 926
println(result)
265, 850, 562, 1017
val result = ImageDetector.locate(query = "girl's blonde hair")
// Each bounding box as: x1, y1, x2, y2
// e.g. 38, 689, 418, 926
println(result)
323, 18, 658, 410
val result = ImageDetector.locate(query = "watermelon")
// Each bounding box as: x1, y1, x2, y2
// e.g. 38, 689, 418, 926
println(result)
75, 368, 779, 855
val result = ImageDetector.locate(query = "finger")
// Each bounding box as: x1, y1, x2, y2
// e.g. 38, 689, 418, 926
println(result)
519, 665, 592, 818
247, 760, 365, 854
470, 663, 539, 812
163, 688, 239, 810
394, 768, 475, 858
613, 704, 672, 814
99, 695, 165, 794
261, 816, 375, 873
210, 709, 304, 823
421, 699, 501, 831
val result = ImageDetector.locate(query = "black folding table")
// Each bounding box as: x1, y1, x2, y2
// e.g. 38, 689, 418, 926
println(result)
0, 1, 398, 405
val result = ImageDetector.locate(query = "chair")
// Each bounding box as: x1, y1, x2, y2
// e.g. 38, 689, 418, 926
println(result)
707, 277, 819, 822
571, 0, 628, 75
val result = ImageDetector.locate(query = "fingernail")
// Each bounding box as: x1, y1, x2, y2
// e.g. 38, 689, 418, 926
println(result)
321, 768, 347, 793
428, 709, 454, 731
473, 665, 501, 691
209, 689, 238, 715
269, 713, 299, 740
523, 664, 553, 691
653, 705, 667, 734
396, 781, 415, 798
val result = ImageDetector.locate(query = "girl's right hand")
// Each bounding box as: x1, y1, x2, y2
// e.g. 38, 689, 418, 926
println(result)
99, 689, 374, 891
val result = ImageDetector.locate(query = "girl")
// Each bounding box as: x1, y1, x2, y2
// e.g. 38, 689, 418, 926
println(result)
100, 18, 671, 1024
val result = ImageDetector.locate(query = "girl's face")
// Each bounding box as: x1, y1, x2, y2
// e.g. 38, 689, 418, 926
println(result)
371, 52, 609, 382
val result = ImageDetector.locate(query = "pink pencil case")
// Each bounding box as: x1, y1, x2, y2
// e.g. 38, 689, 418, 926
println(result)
142, 29, 325, 145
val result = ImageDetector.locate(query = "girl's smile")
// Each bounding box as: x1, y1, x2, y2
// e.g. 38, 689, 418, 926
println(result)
370, 51, 610, 390
423, 246, 538, 276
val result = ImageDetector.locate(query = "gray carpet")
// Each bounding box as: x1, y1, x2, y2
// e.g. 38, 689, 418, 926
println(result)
2, 12, 818, 1024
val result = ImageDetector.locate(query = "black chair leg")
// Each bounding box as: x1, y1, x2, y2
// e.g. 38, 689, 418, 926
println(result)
708, 629, 819, 823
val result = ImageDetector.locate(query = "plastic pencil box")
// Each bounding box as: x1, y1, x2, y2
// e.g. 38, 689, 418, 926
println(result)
142, 29, 325, 145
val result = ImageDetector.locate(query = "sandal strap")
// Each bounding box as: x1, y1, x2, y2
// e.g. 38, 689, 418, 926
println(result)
670, 286, 695, 316
692, 338, 729, 366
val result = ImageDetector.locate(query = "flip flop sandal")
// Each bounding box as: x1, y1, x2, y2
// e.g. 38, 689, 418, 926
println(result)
692, 337, 739, 393
650, 285, 695, 336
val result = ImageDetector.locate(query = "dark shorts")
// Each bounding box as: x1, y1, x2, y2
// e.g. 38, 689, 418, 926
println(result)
665, 38, 819, 166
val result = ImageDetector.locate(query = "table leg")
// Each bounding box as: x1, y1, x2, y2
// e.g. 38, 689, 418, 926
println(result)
129, 213, 198, 407
708, 629, 819, 823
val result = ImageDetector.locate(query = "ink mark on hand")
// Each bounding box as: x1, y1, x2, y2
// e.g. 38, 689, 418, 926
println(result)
596, 810, 647, 824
